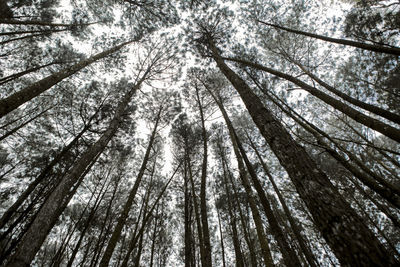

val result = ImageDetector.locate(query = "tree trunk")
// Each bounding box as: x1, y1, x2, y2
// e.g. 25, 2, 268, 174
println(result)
218, 147, 245, 267
222, 56, 400, 143
207, 41, 397, 266
294, 60, 400, 125
208, 89, 300, 267
251, 76, 400, 209
247, 134, 319, 267
5, 78, 145, 267
99, 106, 162, 267
194, 85, 213, 267
257, 20, 400, 55
0, 39, 137, 117
0, 106, 99, 229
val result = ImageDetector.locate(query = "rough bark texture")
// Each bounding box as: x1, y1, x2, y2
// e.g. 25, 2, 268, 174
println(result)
247, 135, 319, 267
209, 89, 299, 267
208, 41, 398, 266
223, 56, 400, 143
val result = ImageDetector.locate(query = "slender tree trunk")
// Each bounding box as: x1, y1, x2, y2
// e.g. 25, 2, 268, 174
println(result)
65, 174, 111, 267
208, 89, 300, 267
252, 76, 400, 208
214, 194, 226, 267
0, 19, 98, 27
207, 41, 397, 266
0, 107, 99, 229
257, 20, 400, 55
0, 106, 52, 142
219, 151, 245, 267
194, 86, 213, 267
222, 56, 400, 143
184, 159, 193, 267
0, 39, 137, 118
149, 205, 160, 267
293, 60, 400, 124
247, 134, 319, 267
209, 92, 274, 266
224, 157, 258, 267
5, 78, 145, 267
99, 106, 162, 267
187, 157, 205, 267
0, 61, 62, 85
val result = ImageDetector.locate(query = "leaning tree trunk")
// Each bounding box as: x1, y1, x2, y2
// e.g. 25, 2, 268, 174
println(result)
257, 20, 400, 55
99, 106, 162, 267
251, 77, 400, 209
0, 107, 99, 229
247, 134, 319, 267
0, 38, 137, 117
222, 56, 400, 143
208, 89, 300, 267
208, 90, 274, 266
207, 39, 398, 266
5, 77, 145, 267
293, 60, 400, 125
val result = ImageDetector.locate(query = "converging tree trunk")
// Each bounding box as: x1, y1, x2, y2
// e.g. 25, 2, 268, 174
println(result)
257, 20, 400, 55
6, 75, 147, 267
0, 39, 137, 118
206, 38, 398, 266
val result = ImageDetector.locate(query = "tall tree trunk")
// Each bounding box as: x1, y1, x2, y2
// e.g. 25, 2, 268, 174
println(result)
208, 90, 274, 266
293, 60, 400, 124
194, 85, 213, 267
207, 40, 397, 266
0, 106, 52, 142
0, 105, 100, 229
214, 193, 226, 267
187, 156, 205, 267
251, 75, 400, 208
247, 134, 319, 267
207, 88, 300, 267
5, 77, 145, 267
218, 147, 245, 267
222, 56, 400, 143
65, 173, 111, 267
257, 20, 400, 55
0, 39, 137, 117
0, 61, 62, 85
99, 106, 162, 267
184, 159, 193, 267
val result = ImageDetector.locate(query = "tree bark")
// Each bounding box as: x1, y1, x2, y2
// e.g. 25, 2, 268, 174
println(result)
5, 78, 145, 267
99, 106, 162, 267
194, 85, 213, 267
257, 20, 400, 55
247, 134, 319, 267
0, 39, 137, 118
208, 89, 300, 267
207, 40, 398, 266
222, 56, 400, 143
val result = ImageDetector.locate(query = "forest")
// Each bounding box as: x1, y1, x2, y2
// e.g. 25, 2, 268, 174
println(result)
0, 0, 399, 266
